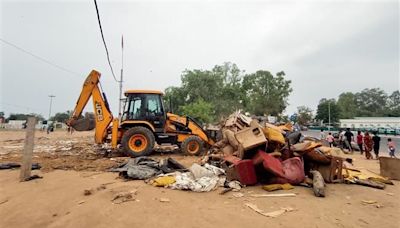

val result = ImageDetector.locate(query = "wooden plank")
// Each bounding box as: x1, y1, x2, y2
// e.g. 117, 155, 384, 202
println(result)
19, 117, 36, 181
250, 193, 297, 197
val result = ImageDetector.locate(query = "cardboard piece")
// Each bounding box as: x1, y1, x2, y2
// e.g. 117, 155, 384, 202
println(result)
235, 126, 267, 150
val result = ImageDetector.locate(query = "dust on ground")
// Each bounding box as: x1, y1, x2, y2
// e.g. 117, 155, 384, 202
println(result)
0, 130, 399, 228
0, 130, 197, 172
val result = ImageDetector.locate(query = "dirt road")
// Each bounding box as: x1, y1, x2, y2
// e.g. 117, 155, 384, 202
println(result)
0, 130, 399, 228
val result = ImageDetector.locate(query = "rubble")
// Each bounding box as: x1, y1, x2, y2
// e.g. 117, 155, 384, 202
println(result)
203, 111, 394, 197
110, 157, 186, 180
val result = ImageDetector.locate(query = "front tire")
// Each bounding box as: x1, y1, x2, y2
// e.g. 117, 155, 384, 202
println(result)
181, 136, 204, 156
122, 127, 155, 157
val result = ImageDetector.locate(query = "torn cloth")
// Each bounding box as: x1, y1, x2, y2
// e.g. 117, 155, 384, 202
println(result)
110, 157, 186, 180
170, 163, 226, 192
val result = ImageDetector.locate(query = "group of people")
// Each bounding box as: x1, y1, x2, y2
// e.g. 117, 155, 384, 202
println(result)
321, 128, 397, 160
355, 130, 381, 159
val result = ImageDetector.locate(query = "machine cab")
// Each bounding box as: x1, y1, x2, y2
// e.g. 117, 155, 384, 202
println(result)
121, 90, 166, 132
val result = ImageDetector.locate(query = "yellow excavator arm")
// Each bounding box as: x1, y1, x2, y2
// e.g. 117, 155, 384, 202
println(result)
67, 70, 117, 145
166, 113, 215, 146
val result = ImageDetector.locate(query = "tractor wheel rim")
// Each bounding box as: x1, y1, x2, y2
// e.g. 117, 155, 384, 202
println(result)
128, 134, 148, 152
187, 141, 200, 154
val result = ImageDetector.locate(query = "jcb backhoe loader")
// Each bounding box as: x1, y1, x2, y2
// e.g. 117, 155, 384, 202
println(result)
67, 70, 215, 157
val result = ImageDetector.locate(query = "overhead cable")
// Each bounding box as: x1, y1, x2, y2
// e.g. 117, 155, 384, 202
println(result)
93, 0, 118, 82
0, 38, 80, 77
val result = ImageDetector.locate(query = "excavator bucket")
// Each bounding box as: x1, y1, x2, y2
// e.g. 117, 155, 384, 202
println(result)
69, 117, 96, 131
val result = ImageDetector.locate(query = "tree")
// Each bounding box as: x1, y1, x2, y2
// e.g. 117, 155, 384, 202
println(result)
180, 99, 214, 124
163, 86, 186, 113
0, 112, 4, 118
165, 62, 245, 122
315, 99, 340, 125
386, 90, 400, 117
241, 71, 292, 116
164, 63, 292, 123
355, 88, 388, 116
296, 106, 313, 126
212, 63, 245, 118
50, 111, 71, 123
6, 113, 44, 122
337, 92, 357, 119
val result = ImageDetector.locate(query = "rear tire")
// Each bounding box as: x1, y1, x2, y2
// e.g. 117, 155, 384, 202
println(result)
181, 136, 204, 156
122, 127, 155, 157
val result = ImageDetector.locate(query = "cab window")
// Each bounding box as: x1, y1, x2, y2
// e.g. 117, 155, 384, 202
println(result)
123, 95, 144, 120
146, 94, 163, 116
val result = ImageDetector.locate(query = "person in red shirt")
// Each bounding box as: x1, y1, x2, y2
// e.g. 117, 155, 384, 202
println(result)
356, 131, 363, 155
363, 131, 373, 159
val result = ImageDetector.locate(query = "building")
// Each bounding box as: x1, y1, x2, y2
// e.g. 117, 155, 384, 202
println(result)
339, 117, 400, 130
0, 120, 68, 130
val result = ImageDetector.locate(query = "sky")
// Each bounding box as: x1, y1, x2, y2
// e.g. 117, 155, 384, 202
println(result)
0, 0, 399, 119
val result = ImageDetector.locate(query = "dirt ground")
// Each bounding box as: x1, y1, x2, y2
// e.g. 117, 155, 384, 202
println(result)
0, 130, 399, 228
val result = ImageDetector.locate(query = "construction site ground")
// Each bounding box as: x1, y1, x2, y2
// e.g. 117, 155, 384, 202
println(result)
0, 130, 399, 228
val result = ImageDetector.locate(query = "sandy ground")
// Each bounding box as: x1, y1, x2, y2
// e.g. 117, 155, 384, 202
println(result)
0, 130, 399, 228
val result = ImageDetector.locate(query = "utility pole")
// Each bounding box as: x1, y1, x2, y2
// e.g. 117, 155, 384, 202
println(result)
328, 102, 331, 131
48, 95, 55, 121
118, 35, 124, 119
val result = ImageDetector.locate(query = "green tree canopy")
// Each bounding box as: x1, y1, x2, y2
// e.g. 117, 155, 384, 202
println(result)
241, 71, 292, 116
180, 98, 214, 124
337, 92, 357, 119
6, 113, 44, 122
50, 111, 72, 123
386, 90, 400, 117
164, 63, 292, 123
355, 88, 388, 117
315, 99, 340, 125
296, 106, 313, 126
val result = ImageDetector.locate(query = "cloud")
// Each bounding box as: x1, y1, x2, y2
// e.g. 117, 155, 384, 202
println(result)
1, 0, 398, 118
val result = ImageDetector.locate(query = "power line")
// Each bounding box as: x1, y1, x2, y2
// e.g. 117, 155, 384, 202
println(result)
0, 38, 81, 77
0, 102, 41, 113
93, 0, 118, 82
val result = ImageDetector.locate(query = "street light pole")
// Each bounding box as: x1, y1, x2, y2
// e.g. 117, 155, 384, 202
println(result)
328, 102, 331, 131
48, 95, 55, 121
118, 35, 124, 119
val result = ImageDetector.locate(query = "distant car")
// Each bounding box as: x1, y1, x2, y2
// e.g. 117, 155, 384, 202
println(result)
386, 128, 395, 135
378, 128, 386, 134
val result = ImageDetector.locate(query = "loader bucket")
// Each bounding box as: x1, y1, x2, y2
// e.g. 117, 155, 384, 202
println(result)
69, 117, 95, 131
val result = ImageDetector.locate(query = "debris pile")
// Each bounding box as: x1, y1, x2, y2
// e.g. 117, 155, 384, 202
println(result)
112, 157, 233, 192
200, 111, 393, 195
111, 111, 393, 198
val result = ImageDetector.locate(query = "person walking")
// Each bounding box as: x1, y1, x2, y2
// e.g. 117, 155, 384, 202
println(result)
339, 129, 345, 149
372, 132, 381, 159
326, 132, 334, 148
356, 131, 363, 154
320, 129, 325, 141
363, 131, 373, 159
344, 128, 354, 152
388, 138, 396, 158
